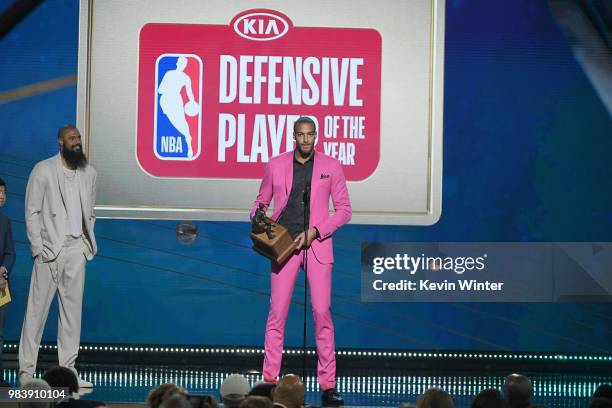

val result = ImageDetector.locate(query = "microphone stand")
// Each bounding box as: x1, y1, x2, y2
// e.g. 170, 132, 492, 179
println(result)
302, 183, 310, 382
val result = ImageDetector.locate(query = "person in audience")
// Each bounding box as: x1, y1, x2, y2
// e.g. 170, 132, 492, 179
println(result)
241, 395, 273, 408
590, 385, 612, 408
160, 394, 192, 408
43, 365, 79, 394
43, 366, 105, 407
471, 388, 505, 408
592, 385, 612, 401
272, 374, 305, 408
220, 374, 251, 408
18, 378, 52, 408
590, 398, 612, 408
249, 382, 276, 400
503, 374, 533, 408
148, 383, 189, 408
191, 394, 218, 408
417, 387, 455, 408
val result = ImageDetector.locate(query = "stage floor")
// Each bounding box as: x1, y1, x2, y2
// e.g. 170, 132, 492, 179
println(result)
3, 365, 609, 407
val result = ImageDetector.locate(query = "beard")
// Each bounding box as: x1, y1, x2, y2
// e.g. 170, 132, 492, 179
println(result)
296, 143, 313, 158
62, 144, 88, 169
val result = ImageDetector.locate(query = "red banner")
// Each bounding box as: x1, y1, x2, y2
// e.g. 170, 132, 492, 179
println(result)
137, 9, 381, 180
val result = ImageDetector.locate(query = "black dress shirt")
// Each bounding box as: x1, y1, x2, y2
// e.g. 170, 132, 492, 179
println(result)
277, 152, 314, 239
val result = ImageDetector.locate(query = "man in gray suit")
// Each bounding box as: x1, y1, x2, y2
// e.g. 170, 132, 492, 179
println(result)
19, 125, 97, 388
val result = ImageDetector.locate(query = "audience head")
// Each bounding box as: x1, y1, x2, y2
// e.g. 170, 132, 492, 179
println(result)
591, 384, 612, 408
272, 374, 305, 408
248, 382, 276, 399
503, 374, 533, 408
160, 394, 192, 408
593, 385, 612, 401
240, 395, 273, 408
590, 399, 612, 408
417, 387, 455, 408
18, 379, 52, 408
42, 366, 79, 394
220, 374, 251, 408
148, 383, 189, 408
471, 388, 505, 408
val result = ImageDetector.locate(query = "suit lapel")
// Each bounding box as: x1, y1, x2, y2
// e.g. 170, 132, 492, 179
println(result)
272, 152, 294, 220
77, 168, 89, 221
55, 154, 67, 208
284, 152, 293, 196
310, 151, 322, 218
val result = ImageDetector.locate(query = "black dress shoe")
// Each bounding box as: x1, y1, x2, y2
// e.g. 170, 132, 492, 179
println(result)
322, 388, 344, 406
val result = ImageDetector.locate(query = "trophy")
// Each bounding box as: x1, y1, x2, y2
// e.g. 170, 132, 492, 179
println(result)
250, 204, 297, 264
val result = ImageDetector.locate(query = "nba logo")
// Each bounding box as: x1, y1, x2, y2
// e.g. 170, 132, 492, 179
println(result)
154, 54, 203, 160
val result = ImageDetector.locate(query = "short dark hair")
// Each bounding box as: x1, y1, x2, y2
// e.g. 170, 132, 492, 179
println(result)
293, 117, 316, 133
590, 398, 612, 408
417, 388, 455, 408
57, 124, 78, 139
504, 374, 533, 408
0, 178, 5, 189
42, 365, 79, 393
248, 382, 276, 399
159, 394, 192, 408
593, 384, 612, 400
240, 396, 272, 408
471, 389, 504, 408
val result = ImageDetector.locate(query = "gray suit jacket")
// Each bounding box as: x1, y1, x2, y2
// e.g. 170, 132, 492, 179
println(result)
25, 153, 97, 262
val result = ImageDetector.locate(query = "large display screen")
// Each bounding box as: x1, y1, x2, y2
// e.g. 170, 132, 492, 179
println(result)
78, 0, 444, 225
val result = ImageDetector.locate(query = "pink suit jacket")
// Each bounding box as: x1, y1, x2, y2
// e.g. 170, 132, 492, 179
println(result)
251, 150, 352, 264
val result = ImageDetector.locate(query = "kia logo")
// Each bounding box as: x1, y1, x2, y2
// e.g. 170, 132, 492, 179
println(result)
231, 9, 292, 41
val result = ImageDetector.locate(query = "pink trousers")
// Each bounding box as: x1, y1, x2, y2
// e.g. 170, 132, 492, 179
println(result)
263, 248, 336, 391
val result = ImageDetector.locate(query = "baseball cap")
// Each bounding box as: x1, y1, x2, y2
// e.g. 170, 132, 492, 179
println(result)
220, 374, 250, 406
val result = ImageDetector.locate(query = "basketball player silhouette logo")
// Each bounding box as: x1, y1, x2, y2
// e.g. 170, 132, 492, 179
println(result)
154, 54, 203, 160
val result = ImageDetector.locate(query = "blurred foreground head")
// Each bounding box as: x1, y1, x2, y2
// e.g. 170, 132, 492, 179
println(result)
19, 379, 52, 408
148, 383, 189, 408
272, 374, 305, 408
248, 382, 276, 399
471, 388, 504, 408
240, 395, 273, 408
503, 374, 533, 408
417, 387, 455, 408
220, 374, 251, 408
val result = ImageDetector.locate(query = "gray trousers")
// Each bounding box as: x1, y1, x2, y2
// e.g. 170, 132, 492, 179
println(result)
19, 236, 87, 375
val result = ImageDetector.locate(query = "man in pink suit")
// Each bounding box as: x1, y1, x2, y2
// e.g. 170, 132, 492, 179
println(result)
251, 117, 351, 406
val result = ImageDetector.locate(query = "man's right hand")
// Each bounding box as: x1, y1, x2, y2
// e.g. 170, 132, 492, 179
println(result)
0, 277, 7, 290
